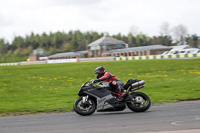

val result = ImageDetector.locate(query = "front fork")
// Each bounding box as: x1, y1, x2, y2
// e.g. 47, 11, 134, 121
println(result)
82, 95, 89, 103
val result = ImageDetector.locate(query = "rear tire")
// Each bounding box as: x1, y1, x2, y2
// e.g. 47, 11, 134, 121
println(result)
127, 92, 151, 112
73, 97, 96, 116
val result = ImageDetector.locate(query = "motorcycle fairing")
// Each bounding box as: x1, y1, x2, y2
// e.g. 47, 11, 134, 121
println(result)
84, 87, 126, 111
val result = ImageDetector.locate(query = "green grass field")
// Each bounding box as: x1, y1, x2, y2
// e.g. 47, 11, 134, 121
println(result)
0, 58, 200, 115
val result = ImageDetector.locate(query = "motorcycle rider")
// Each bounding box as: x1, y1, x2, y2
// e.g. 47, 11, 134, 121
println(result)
93, 66, 126, 100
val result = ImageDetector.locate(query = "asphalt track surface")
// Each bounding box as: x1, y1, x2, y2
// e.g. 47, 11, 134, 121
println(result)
0, 100, 200, 133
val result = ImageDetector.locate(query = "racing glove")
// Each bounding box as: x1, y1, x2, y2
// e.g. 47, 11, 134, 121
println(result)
93, 80, 99, 84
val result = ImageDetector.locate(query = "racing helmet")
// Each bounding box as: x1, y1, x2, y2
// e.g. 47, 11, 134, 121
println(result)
95, 66, 106, 78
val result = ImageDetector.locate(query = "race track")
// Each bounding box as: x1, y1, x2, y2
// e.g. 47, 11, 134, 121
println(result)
0, 100, 200, 133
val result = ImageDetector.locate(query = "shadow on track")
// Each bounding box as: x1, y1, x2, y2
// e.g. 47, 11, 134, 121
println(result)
90, 110, 152, 116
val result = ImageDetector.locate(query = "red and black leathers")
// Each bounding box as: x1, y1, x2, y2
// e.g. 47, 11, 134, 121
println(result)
96, 71, 125, 99
96, 72, 117, 82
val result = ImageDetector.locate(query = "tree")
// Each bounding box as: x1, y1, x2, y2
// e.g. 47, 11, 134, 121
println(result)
40, 32, 49, 49
13, 48, 21, 56
91, 31, 101, 42
135, 33, 151, 46
0, 39, 5, 56
6, 50, 13, 56
12, 36, 25, 48
75, 30, 85, 51
160, 22, 170, 36
127, 33, 133, 47
113, 33, 123, 40
186, 34, 199, 48
61, 43, 73, 52
52, 31, 64, 48
49, 47, 59, 54
172, 24, 188, 45
151, 35, 173, 46
0, 39, 10, 56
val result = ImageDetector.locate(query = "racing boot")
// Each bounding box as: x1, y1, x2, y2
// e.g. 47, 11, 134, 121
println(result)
118, 92, 129, 102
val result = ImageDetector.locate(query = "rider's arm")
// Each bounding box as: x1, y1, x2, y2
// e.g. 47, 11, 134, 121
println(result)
97, 72, 111, 82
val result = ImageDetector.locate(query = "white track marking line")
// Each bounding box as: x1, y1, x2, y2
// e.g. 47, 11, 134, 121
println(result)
171, 121, 183, 126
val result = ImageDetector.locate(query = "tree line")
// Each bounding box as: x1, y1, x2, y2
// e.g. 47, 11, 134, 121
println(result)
0, 30, 199, 63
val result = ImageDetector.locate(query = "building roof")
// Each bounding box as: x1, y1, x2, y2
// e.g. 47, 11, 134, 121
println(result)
102, 45, 172, 54
88, 35, 126, 47
170, 45, 192, 50
48, 51, 88, 58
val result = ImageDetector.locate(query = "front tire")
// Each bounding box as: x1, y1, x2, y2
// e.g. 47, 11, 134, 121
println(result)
127, 92, 151, 112
73, 97, 96, 116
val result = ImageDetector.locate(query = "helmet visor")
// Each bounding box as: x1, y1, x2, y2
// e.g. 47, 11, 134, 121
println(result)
95, 74, 98, 78
95, 71, 100, 78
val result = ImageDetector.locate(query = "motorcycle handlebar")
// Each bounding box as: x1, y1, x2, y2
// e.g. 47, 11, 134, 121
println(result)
90, 79, 95, 86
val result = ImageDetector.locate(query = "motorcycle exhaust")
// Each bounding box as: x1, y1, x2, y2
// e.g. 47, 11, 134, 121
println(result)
131, 80, 145, 88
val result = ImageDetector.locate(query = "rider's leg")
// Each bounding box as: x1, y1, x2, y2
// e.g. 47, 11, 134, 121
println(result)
109, 81, 126, 99
116, 81, 129, 100
109, 81, 121, 98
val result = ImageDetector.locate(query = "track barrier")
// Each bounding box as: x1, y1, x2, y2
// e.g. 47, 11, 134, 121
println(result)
114, 53, 200, 61
0, 63, 19, 66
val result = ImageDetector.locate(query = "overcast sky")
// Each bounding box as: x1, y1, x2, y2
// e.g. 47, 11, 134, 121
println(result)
0, 0, 200, 42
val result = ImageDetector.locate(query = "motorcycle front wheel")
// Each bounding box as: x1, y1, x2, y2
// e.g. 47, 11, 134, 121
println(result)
73, 97, 96, 116
127, 92, 151, 112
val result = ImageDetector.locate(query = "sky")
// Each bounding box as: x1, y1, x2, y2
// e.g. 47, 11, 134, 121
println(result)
0, 0, 200, 43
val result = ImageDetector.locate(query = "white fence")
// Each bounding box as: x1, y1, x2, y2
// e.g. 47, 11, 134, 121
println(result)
0, 59, 78, 66
47, 59, 78, 64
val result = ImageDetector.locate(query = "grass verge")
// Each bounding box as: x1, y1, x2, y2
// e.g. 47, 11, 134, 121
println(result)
0, 58, 200, 116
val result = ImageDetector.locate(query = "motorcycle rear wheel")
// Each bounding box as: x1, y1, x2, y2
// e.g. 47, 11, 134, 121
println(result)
127, 92, 151, 112
73, 97, 96, 116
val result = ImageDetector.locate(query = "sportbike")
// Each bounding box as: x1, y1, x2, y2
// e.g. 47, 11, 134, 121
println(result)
73, 79, 151, 116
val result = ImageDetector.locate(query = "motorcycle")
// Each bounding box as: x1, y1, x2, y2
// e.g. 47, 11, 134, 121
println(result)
73, 79, 151, 116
